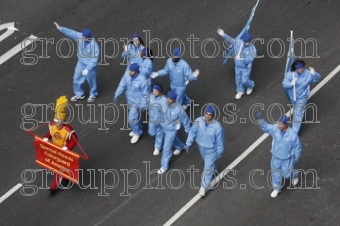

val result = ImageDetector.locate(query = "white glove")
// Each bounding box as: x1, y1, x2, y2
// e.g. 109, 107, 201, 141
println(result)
82, 69, 89, 76
124, 44, 128, 52
193, 69, 200, 78
291, 78, 297, 86
43, 137, 49, 142
150, 72, 159, 79
54, 22, 60, 30
236, 55, 243, 61
217, 28, 225, 36
309, 67, 315, 75
61, 146, 68, 151
175, 123, 181, 130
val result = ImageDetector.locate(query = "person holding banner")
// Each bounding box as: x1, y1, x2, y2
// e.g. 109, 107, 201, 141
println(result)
217, 29, 257, 99
254, 110, 302, 199
282, 60, 321, 133
150, 47, 199, 110
43, 96, 78, 195
184, 105, 225, 197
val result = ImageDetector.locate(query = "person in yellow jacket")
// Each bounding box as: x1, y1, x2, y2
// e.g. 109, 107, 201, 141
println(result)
43, 96, 78, 195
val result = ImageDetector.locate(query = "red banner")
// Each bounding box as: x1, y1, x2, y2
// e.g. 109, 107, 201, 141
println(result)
34, 136, 80, 185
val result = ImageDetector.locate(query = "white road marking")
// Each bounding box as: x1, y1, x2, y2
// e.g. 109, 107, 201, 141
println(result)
0, 183, 22, 204
0, 34, 39, 65
163, 64, 340, 226
0, 22, 18, 42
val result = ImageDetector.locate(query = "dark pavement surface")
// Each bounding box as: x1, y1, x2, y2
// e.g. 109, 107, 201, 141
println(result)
0, 0, 339, 225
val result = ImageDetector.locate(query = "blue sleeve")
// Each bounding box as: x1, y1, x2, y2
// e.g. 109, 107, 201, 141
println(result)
121, 43, 131, 59
59, 27, 82, 40
308, 70, 321, 84
186, 120, 198, 146
121, 51, 126, 59
115, 76, 127, 97
140, 80, 149, 110
86, 41, 100, 71
293, 135, 302, 159
184, 63, 197, 81
258, 119, 275, 136
282, 71, 293, 89
222, 33, 235, 46
181, 112, 191, 133
157, 60, 170, 76
216, 126, 225, 156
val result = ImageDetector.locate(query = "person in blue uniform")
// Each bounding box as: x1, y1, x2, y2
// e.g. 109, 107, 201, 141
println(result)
185, 105, 225, 196
157, 91, 191, 174
54, 22, 100, 102
151, 47, 199, 109
217, 28, 257, 100
255, 110, 302, 198
147, 84, 167, 155
113, 63, 149, 143
122, 33, 145, 70
282, 60, 321, 133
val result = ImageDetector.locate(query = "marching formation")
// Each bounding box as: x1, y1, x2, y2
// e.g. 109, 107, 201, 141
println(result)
37, 5, 321, 199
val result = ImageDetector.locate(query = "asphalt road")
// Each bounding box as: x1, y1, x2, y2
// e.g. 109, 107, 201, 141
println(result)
0, 0, 339, 225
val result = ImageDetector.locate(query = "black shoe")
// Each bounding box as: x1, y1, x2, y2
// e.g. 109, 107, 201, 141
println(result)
49, 189, 57, 195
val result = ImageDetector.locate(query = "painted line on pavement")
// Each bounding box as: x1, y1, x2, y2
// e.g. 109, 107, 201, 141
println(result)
0, 183, 22, 204
0, 35, 38, 65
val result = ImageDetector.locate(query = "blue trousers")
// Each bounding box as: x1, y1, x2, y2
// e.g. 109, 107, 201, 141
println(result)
160, 129, 185, 171
128, 106, 143, 136
292, 98, 308, 134
148, 122, 164, 150
271, 156, 299, 191
73, 62, 98, 97
198, 146, 218, 189
235, 65, 254, 93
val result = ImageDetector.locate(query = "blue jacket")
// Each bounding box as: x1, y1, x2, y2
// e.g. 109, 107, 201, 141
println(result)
259, 119, 302, 160
115, 73, 149, 109
121, 43, 145, 66
283, 69, 321, 100
222, 33, 256, 69
148, 94, 167, 123
186, 117, 225, 156
157, 58, 197, 87
59, 27, 99, 71
160, 103, 191, 132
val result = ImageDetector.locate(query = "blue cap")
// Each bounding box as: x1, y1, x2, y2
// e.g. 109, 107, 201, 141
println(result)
129, 63, 139, 72
241, 33, 251, 42
82, 28, 92, 38
278, 115, 288, 125
153, 85, 163, 92
172, 47, 181, 57
205, 105, 215, 116
295, 63, 304, 69
167, 90, 177, 101
131, 33, 141, 39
